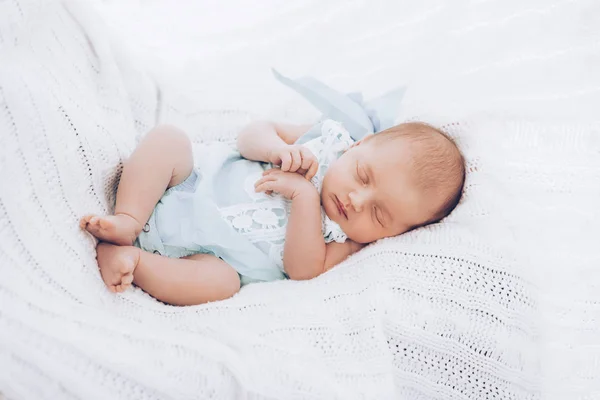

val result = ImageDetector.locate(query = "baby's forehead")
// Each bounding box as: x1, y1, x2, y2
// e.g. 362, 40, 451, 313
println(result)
367, 154, 416, 187
365, 138, 415, 167
364, 142, 429, 194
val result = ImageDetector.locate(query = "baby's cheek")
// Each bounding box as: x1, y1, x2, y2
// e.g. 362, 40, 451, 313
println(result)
345, 221, 376, 244
324, 160, 345, 183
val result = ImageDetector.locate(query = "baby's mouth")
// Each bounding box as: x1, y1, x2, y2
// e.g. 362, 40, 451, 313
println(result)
334, 195, 348, 219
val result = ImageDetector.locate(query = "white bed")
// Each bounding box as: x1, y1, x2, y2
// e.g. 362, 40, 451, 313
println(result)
0, 0, 599, 398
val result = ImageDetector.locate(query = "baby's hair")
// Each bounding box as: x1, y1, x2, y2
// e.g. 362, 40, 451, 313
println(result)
371, 122, 466, 227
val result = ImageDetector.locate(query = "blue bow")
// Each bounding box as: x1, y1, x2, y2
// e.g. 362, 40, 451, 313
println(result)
272, 69, 406, 141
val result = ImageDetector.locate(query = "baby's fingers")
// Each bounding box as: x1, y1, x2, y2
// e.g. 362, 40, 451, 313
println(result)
299, 148, 318, 180
255, 173, 281, 193
279, 151, 292, 171
262, 167, 284, 176
289, 148, 302, 172
254, 180, 278, 194
254, 174, 276, 189
305, 159, 319, 181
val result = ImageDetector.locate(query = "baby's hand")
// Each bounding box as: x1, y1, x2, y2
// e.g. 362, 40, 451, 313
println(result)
254, 168, 317, 200
267, 144, 319, 180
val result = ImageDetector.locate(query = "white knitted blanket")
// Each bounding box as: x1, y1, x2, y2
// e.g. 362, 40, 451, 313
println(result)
1, 0, 599, 399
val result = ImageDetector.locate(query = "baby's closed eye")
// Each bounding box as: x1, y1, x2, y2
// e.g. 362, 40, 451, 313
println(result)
356, 162, 368, 185
373, 207, 384, 226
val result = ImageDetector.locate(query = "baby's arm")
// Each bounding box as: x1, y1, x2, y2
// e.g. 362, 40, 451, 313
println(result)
254, 169, 363, 280
283, 176, 326, 280
323, 240, 365, 272
286, 191, 364, 279
237, 121, 312, 161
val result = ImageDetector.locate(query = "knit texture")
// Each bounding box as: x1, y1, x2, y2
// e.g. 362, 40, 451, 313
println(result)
1, 0, 599, 399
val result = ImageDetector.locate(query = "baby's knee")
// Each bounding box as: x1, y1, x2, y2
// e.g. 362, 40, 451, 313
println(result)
148, 124, 191, 152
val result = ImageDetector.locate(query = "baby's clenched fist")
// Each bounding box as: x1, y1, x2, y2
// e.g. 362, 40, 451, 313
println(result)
254, 168, 317, 200
267, 144, 319, 180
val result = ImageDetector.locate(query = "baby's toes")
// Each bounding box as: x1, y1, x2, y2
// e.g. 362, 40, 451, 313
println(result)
79, 214, 94, 229
115, 282, 131, 293
86, 217, 103, 234
103, 275, 121, 290
113, 272, 134, 293
122, 272, 134, 286
97, 216, 114, 231
89, 216, 102, 228
99, 266, 123, 289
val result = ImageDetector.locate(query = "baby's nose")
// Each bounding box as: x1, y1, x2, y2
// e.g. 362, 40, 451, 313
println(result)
348, 190, 368, 212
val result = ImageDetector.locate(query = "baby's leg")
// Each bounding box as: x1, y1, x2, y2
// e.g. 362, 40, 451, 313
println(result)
97, 243, 241, 305
81, 125, 193, 245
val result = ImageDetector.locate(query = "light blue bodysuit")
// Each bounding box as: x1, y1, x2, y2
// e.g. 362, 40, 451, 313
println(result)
136, 120, 355, 285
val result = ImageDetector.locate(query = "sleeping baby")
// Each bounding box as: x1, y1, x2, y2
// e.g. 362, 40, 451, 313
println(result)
80, 119, 465, 305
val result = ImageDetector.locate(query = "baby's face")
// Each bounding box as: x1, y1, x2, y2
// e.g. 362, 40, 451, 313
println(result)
321, 136, 433, 243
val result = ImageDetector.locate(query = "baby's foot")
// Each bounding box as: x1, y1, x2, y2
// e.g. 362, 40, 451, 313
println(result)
96, 242, 140, 293
80, 213, 140, 246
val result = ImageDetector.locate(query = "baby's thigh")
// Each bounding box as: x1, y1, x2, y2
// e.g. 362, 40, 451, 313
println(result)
183, 253, 241, 300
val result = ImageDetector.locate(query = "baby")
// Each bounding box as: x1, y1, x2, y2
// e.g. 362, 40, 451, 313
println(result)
80, 119, 465, 306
